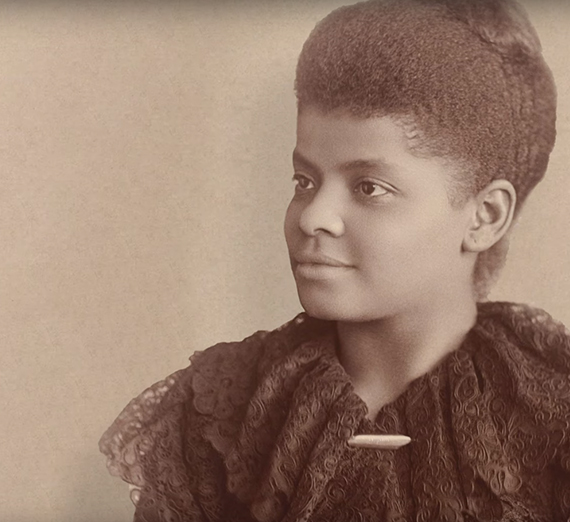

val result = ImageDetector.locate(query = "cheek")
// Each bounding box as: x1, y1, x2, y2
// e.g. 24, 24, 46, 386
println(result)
359, 208, 460, 268
398, 210, 466, 270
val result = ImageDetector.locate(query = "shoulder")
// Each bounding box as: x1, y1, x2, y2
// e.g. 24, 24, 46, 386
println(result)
189, 312, 332, 413
454, 302, 570, 497
471, 301, 570, 449
98, 313, 328, 492
187, 314, 313, 419
475, 300, 570, 372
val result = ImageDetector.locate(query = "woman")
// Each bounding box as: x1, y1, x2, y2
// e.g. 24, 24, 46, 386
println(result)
100, 1, 570, 520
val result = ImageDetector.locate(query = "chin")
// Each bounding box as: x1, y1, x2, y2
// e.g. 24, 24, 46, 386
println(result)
298, 293, 365, 322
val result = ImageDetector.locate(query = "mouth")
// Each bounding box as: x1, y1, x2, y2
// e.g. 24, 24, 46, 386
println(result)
293, 252, 353, 280
293, 252, 351, 268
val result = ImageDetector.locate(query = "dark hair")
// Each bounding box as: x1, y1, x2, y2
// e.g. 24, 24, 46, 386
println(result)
295, 0, 557, 298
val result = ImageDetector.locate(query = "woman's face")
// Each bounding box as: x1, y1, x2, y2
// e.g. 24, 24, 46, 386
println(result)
284, 106, 476, 322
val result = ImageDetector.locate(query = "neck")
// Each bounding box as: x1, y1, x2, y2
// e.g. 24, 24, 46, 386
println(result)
336, 293, 477, 419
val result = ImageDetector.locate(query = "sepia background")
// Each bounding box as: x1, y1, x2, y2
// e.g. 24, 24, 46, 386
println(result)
1, 1, 569, 520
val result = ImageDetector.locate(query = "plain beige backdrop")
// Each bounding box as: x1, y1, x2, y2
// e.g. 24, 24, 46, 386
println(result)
1, 2, 568, 521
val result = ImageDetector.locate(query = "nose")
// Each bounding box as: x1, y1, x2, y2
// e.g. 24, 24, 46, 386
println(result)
298, 187, 345, 238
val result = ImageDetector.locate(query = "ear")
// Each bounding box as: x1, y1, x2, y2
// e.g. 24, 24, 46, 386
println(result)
462, 180, 517, 253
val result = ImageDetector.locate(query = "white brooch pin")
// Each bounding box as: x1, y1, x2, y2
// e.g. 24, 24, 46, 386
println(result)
347, 434, 411, 450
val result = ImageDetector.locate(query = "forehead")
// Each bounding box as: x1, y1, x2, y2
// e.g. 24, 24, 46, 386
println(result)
296, 107, 407, 162
295, 106, 432, 169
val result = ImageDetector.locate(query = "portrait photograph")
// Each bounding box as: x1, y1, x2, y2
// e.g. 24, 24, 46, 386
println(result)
2, 1, 570, 521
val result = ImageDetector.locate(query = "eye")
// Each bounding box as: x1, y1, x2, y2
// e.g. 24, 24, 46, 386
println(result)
355, 180, 390, 197
292, 174, 315, 191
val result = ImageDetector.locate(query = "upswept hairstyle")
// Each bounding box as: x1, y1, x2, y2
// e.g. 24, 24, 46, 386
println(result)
295, 0, 557, 299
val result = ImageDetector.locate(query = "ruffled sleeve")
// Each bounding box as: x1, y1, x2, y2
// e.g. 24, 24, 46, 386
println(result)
99, 363, 205, 520
98, 313, 346, 522
98, 328, 271, 522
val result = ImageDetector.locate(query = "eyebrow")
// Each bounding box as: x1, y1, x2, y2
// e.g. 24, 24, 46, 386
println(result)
292, 150, 322, 175
292, 149, 396, 177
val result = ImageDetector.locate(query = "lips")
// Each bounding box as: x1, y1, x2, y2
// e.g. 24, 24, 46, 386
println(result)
294, 252, 351, 267
293, 252, 353, 280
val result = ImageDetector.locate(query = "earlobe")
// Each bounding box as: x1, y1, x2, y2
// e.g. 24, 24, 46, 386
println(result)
462, 180, 517, 253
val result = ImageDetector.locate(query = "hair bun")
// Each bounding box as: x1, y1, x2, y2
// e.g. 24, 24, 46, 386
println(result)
443, 0, 542, 57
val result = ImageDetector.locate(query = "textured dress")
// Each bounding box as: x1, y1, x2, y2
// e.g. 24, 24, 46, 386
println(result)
99, 302, 570, 522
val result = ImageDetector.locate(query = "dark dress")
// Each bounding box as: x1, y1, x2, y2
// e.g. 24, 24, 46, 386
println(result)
99, 302, 570, 521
